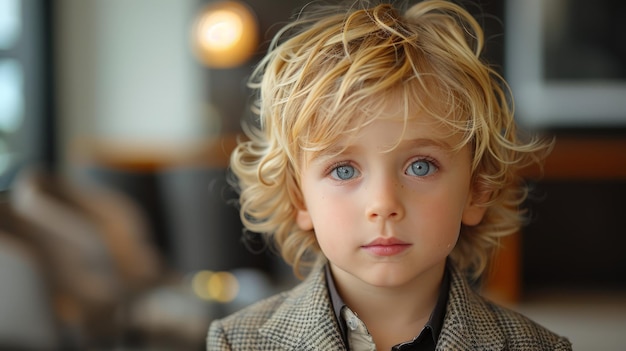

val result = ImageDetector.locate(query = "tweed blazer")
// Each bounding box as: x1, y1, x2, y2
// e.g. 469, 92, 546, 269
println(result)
207, 262, 572, 350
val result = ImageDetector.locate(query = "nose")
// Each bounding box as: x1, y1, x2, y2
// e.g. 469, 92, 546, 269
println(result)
364, 175, 405, 222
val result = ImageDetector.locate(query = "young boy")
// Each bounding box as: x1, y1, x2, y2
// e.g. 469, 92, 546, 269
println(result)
208, 0, 572, 350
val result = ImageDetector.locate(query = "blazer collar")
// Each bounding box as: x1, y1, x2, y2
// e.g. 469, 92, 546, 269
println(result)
258, 260, 507, 351
259, 259, 346, 350
436, 266, 506, 351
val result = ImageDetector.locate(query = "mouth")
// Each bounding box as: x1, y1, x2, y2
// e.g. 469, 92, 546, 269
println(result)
361, 237, 412, 256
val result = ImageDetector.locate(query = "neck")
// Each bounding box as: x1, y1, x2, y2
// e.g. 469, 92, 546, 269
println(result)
330, 262, 445, 344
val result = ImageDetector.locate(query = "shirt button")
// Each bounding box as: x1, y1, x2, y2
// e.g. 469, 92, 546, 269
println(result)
347, 316, 358, 330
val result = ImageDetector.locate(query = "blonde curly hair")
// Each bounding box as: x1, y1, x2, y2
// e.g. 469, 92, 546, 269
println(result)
229, 0, 549, 278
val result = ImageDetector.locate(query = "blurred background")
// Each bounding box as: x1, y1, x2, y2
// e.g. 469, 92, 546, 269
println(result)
0, 0, 624, 350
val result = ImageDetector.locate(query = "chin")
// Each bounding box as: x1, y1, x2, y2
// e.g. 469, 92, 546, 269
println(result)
358, 269, 416, 288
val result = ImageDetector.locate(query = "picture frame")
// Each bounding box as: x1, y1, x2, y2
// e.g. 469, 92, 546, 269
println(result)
505, 0, 626, 129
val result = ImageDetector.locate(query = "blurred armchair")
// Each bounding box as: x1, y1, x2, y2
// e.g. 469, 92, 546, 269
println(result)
3, 167, 210, 350
0, 206, 60, 350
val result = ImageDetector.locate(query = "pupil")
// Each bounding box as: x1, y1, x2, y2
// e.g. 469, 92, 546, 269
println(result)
413, 161, 428, 175
338, 166, 353, 179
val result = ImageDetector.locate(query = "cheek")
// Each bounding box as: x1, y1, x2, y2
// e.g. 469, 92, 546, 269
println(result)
409, 192, 465, 244
309, 196, 359, 243
311, 200, 355, 233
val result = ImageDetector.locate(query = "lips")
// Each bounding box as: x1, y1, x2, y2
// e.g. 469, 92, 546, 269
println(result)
361, 237, 411, 256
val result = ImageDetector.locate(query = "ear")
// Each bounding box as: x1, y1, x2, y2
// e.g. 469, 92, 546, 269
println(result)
296, 208, 314, 231
461, 184, 491, 226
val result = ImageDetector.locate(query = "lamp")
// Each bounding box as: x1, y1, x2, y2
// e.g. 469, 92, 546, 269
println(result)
191, 1, 259, 68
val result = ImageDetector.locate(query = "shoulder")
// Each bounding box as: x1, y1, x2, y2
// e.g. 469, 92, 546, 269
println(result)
440, 265, 572, 351
210, 265, 323, 332
207, 291, 291, 349
206, 261, 338, 350
211, 289, 292, 331
483, 299, 572, 350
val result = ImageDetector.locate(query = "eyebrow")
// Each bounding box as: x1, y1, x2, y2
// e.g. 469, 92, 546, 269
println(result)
309, 137, 456, 163
307, 145, 352, 164
401, 138, 455, 151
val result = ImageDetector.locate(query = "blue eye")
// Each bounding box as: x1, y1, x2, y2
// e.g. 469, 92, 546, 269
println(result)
331, 165, 358, 180
407, 160, 436, 177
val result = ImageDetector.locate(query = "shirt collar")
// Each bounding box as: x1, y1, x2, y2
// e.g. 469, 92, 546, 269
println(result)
325, 263, 450, 346
325, 264, 349, 339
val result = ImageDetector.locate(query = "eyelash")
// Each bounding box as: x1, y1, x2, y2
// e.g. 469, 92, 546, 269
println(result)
406, 156, 439, 177
325, 161, 354, 177
412, 156, 439, 169
324, 156, 440, 180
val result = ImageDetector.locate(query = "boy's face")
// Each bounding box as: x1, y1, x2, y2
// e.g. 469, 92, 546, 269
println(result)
296, 104, 487, 290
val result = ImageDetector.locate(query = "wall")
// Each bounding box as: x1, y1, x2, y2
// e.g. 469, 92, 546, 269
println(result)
54, 0, 209, 173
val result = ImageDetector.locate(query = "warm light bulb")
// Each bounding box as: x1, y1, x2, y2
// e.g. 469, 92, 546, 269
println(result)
192, 1, 258, 68
198, 10, 243, 51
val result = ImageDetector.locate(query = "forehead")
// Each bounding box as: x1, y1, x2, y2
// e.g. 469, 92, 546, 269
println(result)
345, 87, 461, 138
294, 80, 471, 163
304, 99, 464, 161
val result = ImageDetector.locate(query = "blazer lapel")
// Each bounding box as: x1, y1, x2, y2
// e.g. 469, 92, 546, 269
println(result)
259, 261, 346, 350
436, 266, 506, 351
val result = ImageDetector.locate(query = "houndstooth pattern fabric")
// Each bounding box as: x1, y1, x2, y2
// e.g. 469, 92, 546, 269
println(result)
207, 260, 572, 350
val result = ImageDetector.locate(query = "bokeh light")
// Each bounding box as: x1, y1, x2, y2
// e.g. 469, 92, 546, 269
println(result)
191, 270, 240, 303
192, 1, 258, 68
